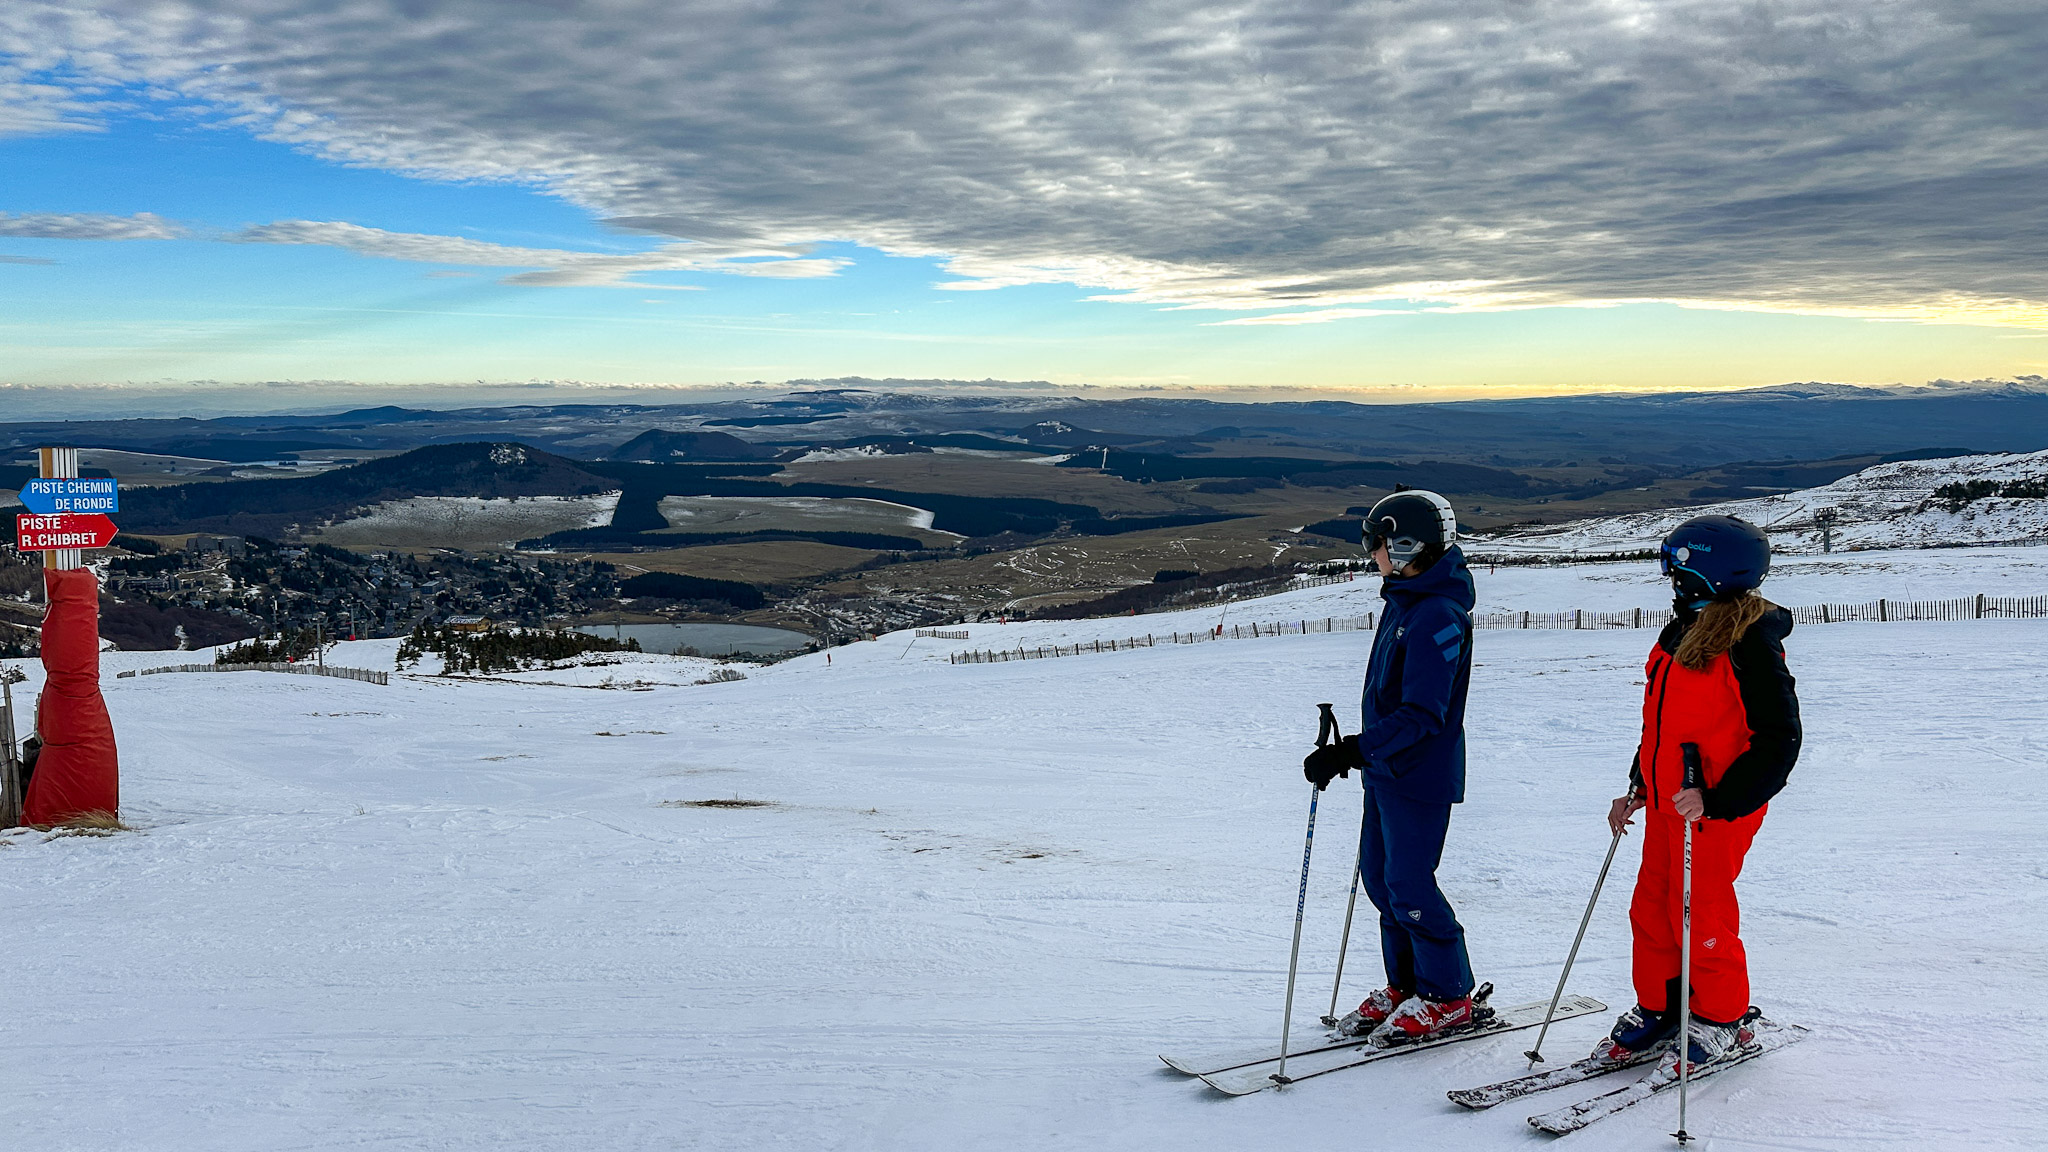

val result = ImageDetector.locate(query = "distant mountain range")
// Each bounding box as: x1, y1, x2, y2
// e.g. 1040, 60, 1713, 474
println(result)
12, 381, 2048, 548
8, 378, 2048, 470
115, 443, 618, 536
105, 442, 1246, 544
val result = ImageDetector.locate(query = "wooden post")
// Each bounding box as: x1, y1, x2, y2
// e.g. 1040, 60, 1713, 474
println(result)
1976, 593, 1985, 619
0, 677, 21, 829
1879, 598, 1888, 622
38, 446, 84, 571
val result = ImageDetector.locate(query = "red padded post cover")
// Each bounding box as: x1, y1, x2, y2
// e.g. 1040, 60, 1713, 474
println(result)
23, 566, 119, 825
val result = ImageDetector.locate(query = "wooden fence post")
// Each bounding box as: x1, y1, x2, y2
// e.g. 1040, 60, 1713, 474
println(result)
1879, 598, 1888, 622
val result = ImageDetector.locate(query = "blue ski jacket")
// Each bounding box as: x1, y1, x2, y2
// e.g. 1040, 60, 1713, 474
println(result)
1358, 545, 1476, 805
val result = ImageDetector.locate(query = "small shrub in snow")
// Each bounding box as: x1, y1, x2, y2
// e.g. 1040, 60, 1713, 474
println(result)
399, 622, 640, 674
1932, 475, 2046, 509
218, 629, 322, 664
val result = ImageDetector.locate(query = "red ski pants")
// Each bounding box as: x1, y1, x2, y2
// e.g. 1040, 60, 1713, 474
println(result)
1629, 805, 1764, 1026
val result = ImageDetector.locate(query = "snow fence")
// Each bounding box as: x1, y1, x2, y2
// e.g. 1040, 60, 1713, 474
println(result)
949, 592, 2048, 665
116, 662, 390, 685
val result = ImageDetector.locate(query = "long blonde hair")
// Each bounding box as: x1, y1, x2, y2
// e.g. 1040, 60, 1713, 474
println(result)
1675, 592, 1775, 671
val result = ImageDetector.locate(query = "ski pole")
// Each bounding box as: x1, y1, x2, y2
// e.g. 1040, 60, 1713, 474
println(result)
1315, 705, 1363, 1028
1322, 823, 1365, 1027
1674, 743, 1704, 1146
1274, 704, 1335, 1085
1525, 791, 1631, 1064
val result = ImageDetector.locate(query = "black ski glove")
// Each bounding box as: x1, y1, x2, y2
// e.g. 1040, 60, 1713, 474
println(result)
1303, 735, 1364, 790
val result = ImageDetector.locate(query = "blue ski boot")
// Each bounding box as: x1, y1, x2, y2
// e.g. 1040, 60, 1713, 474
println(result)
1591, 1004, 1678, 1066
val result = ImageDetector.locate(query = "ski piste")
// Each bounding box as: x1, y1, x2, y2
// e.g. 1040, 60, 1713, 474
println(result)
1526, 1018, 1808, 1136
1176, 994, 1606, 1097
1447, 1048, 1659, 1110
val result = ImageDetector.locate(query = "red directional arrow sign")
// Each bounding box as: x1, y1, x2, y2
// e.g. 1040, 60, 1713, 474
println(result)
17, 512, 118, 551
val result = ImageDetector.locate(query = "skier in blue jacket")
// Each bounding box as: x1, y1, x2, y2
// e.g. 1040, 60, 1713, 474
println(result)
1303, 489, 1479, 1044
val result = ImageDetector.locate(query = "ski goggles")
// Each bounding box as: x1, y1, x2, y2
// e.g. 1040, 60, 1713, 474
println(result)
1659, 541, 1717, 599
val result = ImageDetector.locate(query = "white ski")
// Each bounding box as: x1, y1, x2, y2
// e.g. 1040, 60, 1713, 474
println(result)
1527, 1018, 1808, 1135
1159, 1028, 1375, 1078
1447, 1048, 1659, 1110
1185, 994, 1606, 1097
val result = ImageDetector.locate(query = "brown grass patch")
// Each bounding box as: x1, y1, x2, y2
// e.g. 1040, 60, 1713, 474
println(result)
44, 810, 133, 837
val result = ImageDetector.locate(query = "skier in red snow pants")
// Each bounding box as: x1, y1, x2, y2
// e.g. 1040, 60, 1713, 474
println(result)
1601, 515, 1800, 1070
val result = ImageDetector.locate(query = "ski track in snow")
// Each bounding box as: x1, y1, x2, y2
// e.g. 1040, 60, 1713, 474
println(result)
3, 557, 2046, 1149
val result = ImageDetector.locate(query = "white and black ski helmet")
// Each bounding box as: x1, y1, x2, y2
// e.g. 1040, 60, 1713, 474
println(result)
1363, 489, 1458, 570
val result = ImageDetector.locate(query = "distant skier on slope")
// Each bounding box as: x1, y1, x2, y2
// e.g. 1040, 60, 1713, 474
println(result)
1598, 515, 1801, 1075
1303, 489, 1479, 1045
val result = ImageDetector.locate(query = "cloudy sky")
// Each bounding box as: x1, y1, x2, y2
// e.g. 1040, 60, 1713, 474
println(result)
3, 1, 2045, 395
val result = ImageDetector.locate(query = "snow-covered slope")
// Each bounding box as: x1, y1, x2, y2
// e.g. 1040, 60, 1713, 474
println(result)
3, 556, 2044, 1150
1475, 449, 2048, 556
310, 492, 621, 550
893, 545, 2048, 660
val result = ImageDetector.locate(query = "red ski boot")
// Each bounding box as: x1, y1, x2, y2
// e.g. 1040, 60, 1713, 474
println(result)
1334, 986, 1409, 1037
1370, 992, 1476, 1046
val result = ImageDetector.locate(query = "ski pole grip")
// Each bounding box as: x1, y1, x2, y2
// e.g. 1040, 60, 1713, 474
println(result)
1680, 742, 1705, 791
1315, 703, 1336, 748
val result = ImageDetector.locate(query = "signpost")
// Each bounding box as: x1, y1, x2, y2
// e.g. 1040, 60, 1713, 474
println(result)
16, 513, 119, 552
13, 450, 120, 569
17, 477, 118, 515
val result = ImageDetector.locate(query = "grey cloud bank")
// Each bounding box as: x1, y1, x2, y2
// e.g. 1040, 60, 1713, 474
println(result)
2, 2, 2044, 320
227, 220, 844, 285
0, 212, 184, 240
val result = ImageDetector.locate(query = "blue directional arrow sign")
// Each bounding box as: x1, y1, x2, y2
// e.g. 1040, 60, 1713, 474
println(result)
18, 477, 119, 515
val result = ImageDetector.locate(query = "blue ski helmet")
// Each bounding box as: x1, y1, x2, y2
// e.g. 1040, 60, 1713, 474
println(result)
1659, 515, 1771, 603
